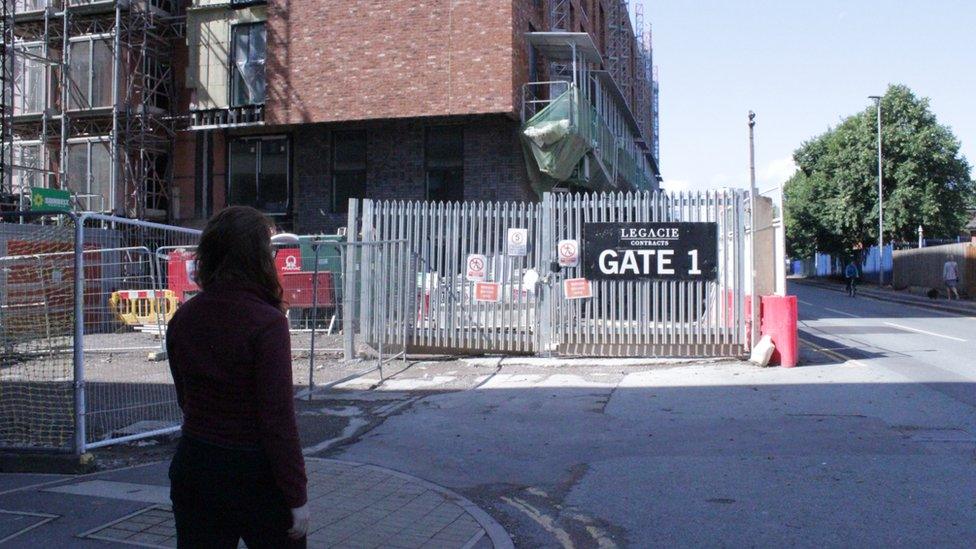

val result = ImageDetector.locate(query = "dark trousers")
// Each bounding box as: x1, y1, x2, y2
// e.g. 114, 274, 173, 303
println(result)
169, 434, 306, 549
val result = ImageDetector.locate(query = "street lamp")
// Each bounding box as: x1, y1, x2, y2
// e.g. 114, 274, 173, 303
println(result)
748, 111, 758, 348
868, 95, 883, 287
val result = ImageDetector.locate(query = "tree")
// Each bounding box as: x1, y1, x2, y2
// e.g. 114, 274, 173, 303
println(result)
784, 84, 973, 259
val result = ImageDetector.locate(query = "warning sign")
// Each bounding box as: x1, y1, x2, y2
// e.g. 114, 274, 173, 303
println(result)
275, 248, 303, 273
557, 239, 579, 268
466, 254, 488, 282
563, 278, 593, 300
474, 282, 501, 303
507, 228, 528, 257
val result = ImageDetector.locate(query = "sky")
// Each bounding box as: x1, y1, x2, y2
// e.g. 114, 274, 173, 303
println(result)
636, 0, 976, 193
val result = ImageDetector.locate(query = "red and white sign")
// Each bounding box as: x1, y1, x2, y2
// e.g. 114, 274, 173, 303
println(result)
563, 277, 593, 300
466, 254, 488, 282
557, 239, 579, 268
275, 247, 303, 273
474, 282, 501, 303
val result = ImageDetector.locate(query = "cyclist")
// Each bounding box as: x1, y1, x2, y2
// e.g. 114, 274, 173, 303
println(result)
844, 259, 860, 297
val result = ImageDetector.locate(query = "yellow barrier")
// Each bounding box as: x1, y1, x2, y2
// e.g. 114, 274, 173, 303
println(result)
109, 289, 179, 326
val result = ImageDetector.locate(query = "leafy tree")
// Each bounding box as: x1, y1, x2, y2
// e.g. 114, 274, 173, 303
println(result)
784, 84, 973, 258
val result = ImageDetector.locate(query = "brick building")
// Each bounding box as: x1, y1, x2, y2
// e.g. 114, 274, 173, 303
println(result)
0, 1, 660, 230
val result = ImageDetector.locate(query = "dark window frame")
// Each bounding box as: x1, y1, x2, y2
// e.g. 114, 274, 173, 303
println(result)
225, 134, 292, 216
229, 22, 267, 108
424, 125, 464, 203
332, 130, 367, 214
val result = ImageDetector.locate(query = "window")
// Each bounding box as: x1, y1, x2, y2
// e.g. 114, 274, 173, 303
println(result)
11, 43, 46, 115
425, 126, 463, 202
68, 37, 112, 110
230, 23, 267, 107
13, 0, 50, 12
228, 136, 289, 214
66, 139, 112, 211
230, 0, 267, 6
6, 142, 41, 194
332, 131, 366, 214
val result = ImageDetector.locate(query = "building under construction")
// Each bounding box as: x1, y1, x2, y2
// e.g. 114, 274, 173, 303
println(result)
3, 1, 660, 230
1, 0, 183, 220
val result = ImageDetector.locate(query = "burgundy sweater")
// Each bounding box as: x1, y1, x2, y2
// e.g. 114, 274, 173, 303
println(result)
166, 282, 307, 508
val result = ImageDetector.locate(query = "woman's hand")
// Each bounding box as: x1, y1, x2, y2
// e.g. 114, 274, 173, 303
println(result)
288, 504, 311, 540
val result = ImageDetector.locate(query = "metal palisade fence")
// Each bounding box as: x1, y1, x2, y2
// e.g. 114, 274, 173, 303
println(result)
353, 189, 749, 358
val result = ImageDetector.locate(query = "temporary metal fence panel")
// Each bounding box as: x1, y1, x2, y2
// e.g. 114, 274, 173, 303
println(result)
0, 212, 80, 452
542, 191, 748, 357
353, 190, 748, 358
78, 213, 200, 450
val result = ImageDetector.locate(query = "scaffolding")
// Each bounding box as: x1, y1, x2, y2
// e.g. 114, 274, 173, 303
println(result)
521, 1, 659, 191
1, 0, 184, 220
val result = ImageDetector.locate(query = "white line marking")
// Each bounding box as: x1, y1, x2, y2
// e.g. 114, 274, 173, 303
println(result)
883, 322, 967, 342
798, 299, 815, 306
824, 307, 859, 318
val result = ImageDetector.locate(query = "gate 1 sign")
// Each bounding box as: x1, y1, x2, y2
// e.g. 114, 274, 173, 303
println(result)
582, 222, 718, 281
474, 282, 501, 302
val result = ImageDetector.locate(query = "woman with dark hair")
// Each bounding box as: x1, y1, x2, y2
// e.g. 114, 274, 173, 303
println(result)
167, 206, 309, 547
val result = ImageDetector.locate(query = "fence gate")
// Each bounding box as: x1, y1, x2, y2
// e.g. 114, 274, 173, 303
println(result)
353, 189, 749, 358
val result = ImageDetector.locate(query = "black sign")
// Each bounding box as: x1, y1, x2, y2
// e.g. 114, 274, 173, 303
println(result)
582, 222, 718, 281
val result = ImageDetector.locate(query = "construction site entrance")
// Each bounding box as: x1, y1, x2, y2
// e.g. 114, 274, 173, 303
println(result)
349, 190, 751, 358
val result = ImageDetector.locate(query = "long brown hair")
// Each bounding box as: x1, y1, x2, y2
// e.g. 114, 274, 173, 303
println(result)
194, 206, 284, 310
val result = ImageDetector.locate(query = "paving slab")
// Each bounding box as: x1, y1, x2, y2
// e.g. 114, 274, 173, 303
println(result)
0, 457, 512, 549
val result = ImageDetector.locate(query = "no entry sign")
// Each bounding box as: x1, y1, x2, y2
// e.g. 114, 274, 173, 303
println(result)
558, 239, 579, 268
582, 222, 718, 281
466, 254, 487, 282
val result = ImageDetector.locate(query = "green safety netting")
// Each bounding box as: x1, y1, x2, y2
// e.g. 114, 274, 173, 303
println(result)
521, 86, 656, 195
521, 87, 593, 195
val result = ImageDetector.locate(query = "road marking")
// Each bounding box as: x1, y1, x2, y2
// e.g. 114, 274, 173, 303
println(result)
798, 299, 815, 306
823, 307, 859, 318
798, 337, 867, 367
883, 321, 967, 342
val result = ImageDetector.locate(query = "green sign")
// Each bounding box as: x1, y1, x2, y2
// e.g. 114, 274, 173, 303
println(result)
30, 187, 72, 212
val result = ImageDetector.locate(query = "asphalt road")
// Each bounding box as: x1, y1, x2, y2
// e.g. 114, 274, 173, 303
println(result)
794, 281, 976, 407
325, 282, 976, 547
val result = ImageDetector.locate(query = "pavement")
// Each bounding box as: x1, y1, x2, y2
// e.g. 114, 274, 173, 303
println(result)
2, 280, 975, 547
0, 458, 509, 548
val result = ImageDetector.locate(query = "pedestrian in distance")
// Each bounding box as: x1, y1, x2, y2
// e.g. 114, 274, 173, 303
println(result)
167, 206, 309, 548
845, 259, 860, 297
943, 255, 961, 300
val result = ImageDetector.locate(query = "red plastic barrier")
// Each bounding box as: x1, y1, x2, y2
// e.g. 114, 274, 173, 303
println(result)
760, 295, 799, 367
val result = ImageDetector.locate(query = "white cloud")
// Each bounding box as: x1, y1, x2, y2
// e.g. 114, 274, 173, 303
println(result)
758, 156, 798, 188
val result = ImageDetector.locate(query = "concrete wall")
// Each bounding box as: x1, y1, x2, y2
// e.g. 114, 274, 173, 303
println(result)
754, 196, 776, 297
893, 243, 976, 297
186, 2, 267, 111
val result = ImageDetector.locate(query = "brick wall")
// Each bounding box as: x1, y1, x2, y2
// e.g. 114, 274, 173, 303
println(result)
292, 115, 535, 234
265, 0, 519, 125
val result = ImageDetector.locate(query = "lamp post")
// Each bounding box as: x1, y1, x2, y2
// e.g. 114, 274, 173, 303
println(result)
748, 111, 758, 348
868, 95, 883, 287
